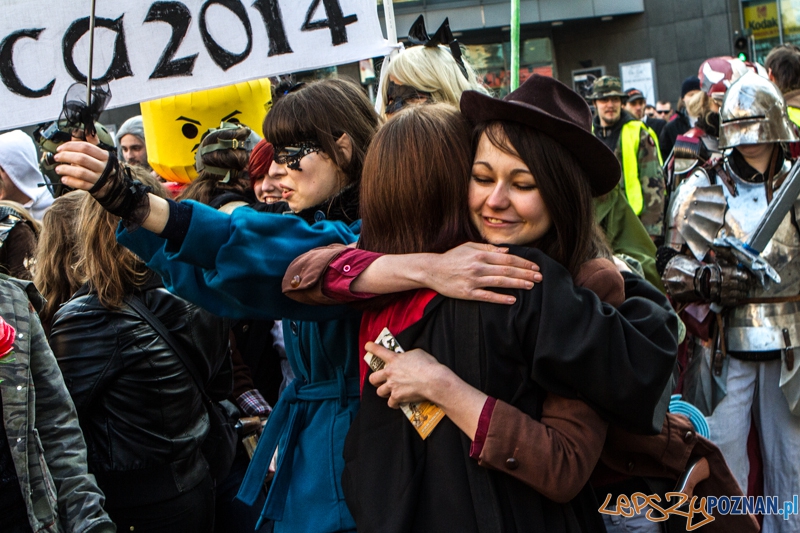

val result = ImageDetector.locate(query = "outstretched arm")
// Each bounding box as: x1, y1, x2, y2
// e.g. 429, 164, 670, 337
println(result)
55, 141, 170, 234
55, 142, 358, 321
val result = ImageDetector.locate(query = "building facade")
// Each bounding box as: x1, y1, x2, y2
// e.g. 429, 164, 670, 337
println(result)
382, 0, 744, 106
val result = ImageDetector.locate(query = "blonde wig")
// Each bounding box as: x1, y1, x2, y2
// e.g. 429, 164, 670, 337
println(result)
380, 45, 489, 117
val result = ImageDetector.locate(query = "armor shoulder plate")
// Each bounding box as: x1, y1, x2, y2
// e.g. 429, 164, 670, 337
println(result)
667, 169, 727, 260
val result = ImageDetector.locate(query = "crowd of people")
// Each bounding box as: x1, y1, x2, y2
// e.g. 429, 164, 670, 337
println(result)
1, 15, 800, 533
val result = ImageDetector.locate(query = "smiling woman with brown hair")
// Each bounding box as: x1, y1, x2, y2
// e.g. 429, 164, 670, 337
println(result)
285, 78, 678, 532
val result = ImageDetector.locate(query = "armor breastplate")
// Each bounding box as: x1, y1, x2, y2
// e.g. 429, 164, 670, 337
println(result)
667, 157, 800, 352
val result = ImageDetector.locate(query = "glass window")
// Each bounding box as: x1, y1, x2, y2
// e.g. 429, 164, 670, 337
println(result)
521, 38, 552, 65
463, 38, 554, 97
742, 0, 780, 63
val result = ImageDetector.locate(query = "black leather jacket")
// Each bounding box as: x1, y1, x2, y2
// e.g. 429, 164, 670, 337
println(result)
49, 276, 231, 509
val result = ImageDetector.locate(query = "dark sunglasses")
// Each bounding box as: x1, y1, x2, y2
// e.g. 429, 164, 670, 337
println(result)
655, 110, 671, 115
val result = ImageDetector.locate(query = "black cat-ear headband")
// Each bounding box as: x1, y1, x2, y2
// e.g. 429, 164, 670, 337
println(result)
406, 15, 468, 80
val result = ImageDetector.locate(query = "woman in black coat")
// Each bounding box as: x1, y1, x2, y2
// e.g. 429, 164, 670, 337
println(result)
49, 173, 231, 533
304, 77, 678, 532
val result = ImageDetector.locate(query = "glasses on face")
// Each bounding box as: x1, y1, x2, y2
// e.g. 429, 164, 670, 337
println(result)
273, 141, 323, 171
655, 109, 671, 115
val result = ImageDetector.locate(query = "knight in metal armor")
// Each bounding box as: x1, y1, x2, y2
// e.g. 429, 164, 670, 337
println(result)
661, 71, 800, 533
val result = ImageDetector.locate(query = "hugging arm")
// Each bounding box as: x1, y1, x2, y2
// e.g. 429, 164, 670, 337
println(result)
284, 242, 542, 306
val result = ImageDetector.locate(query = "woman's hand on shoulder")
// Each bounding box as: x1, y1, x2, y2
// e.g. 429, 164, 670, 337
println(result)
423, 242, 543, 305
367, 342, 449, 408
54, 141, 109, 191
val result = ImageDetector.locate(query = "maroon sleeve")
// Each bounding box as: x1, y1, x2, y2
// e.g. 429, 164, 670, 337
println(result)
469, 396, 497, 459
322, 248, 384, 302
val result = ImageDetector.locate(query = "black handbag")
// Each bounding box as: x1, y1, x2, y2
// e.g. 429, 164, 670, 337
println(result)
126, 295, 237, 482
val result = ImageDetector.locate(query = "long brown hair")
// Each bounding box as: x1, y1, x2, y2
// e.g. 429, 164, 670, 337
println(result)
263, 78, 379, 187
359, 104, 481, 254
77, 167, 169, 309
34, 191, 86, 329
177, 126, 252, 204
476, 122, 606, 277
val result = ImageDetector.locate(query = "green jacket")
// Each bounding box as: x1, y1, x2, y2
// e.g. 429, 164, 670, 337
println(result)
0, 276, 114, 533
594, 188, 665, 293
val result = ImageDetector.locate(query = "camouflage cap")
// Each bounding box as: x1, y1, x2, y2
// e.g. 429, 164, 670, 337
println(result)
587, 76, 628, 100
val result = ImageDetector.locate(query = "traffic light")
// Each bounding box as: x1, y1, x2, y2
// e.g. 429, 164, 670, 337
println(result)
734, 31, 750, 61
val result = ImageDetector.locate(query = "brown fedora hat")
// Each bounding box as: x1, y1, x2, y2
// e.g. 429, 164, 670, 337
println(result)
460, 74, 621, 196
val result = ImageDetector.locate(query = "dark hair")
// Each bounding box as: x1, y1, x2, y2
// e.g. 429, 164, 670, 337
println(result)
475, 122, 605, 277
263, 78, 379, 187
359, 104, 481, 255
766, 44, 800, 93
177, 126, 252, 204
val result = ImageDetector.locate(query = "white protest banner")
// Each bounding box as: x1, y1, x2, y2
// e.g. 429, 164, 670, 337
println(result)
0, 0, 395, 129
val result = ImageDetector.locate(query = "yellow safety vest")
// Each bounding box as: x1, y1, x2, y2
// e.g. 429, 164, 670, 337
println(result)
620, 121, 662, 216
788, 106, 800, 128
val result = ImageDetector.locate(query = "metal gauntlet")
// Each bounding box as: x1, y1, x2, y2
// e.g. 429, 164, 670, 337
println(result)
703, 262, 750, 307
662, 255, 750, 305
662, 255, 704, 302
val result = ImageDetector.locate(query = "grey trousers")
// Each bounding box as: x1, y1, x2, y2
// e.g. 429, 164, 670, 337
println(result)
707, 357, 800, 533
602, 508, 662, 533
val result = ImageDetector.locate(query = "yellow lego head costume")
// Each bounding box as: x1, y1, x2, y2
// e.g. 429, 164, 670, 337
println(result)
141, 79, 271, 183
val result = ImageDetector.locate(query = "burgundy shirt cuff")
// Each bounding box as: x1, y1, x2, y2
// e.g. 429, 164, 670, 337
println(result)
469, 397, 497, 459
322, 248, 384, 301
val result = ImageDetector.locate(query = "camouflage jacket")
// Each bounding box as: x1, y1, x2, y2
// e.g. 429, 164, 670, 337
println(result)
0, 276, 115, 533
619, 122, 667, 239
595, 112, 667, 239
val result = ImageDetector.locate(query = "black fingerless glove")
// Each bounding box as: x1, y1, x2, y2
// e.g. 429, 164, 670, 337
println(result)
89, 151, 152, 231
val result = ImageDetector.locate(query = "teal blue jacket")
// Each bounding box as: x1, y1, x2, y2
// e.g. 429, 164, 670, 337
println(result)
117, 201, 362, 533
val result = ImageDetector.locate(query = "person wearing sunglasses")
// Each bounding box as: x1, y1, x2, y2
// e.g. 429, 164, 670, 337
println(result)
655, 101, 674, 120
